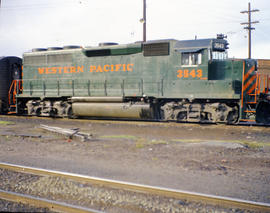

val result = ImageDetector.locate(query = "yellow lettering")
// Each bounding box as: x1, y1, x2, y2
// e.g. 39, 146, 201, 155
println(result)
104, 65, 110, 72
77, 65, 84, 73
70, 66, 76, 73
38, 67, 45, 74
197, 69, 203, 78
51, 67, 57, 74
64, 67, 69, 73
115, 64, 122, 72
38, 64, 136, 75
58, 67, 62, 74
177, 70, 183, 78
122, 64, 127, 71
96, 65, 103, 72
127, 64, 134, 71
190, 69, 196, 78
45, 67, 50, 74
184, 69, 189, 78
110, 65, 115, 72
90, 65, 96, 72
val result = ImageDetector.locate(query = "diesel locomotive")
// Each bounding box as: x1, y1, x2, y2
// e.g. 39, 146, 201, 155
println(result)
2, 35, 270, 124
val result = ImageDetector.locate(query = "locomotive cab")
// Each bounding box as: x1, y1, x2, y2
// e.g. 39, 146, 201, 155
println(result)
174, 35, 229, 82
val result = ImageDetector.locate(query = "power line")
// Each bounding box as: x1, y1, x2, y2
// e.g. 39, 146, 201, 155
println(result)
240, 2, 259, 59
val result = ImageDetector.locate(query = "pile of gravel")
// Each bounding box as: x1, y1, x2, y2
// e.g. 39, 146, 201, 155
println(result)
0, 199, 54, 212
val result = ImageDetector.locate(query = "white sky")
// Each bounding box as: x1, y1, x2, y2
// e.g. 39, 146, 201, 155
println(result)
0, 0, 269, 59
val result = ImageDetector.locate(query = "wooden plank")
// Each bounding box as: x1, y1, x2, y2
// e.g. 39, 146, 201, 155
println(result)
40, 124, 93, 142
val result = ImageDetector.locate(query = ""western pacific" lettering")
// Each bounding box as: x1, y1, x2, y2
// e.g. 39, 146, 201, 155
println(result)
38, 66, 84, 74
37, 64, 134, 75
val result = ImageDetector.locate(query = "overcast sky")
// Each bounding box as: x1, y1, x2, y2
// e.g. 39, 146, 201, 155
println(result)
0, 0, 269, 59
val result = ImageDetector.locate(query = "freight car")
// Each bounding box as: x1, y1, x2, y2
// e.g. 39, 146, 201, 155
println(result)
0, 56, 22, 114
6, 35, 270, 124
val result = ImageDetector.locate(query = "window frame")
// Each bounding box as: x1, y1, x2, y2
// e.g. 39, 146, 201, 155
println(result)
181, 51, 202, 67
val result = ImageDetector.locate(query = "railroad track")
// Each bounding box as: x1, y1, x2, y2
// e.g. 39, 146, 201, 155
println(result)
0, 162, 269, 212
0, 189, 103, 213
1, 114, 270, 128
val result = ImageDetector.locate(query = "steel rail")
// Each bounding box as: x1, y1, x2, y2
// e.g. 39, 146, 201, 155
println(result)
0, 189, 103, 213
1, 162, 270, 212
0, 114, 269, 128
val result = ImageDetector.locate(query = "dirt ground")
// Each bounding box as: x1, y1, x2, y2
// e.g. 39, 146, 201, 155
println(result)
0, 116, 270, 204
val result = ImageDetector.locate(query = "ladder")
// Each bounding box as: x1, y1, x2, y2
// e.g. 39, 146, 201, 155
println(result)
242, 73, 270, 121
8, 80, 22, 114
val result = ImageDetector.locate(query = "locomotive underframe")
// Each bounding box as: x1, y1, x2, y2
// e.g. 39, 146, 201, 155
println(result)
20, 96, 240, 124
22, 98, 72, 118
160, 99, 239, 124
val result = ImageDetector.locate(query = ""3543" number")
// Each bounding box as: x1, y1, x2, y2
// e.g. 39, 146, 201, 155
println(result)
177, 69, 203, 79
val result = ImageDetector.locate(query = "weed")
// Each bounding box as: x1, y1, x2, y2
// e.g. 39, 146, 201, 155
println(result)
172, 138, 270, 149
171, 139, 203, 143
0, 121, 15, 125
100, 135, 137, 140
135, 143, 145, 149
242, 142, 265, 149
152, 157, 159, 161
150, 140, 168, 145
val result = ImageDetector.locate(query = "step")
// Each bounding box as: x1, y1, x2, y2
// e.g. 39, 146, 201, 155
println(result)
244, 110, 256, 113
240, 119, 255, 122
7, 111, 16, 114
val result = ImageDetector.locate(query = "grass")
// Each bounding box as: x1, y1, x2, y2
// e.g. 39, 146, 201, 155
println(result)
100, 135, 138, 140
0, 121, 15, 125
135, 143, 145, 149
149, 140, 168, 145
171, 138, 270, 149
135, 139, 168, 149
100, 135, 270, 150
171, 139, 205, 143
242, 141, 270, 149
135, 138, 146, 149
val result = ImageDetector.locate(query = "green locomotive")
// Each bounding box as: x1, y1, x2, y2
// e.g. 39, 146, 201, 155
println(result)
10, 35, 270, 124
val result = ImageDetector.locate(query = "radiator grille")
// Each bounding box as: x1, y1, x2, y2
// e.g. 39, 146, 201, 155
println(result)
24, 55, 46, 65
24, 54, 73, 65
47, 54, 72, 65
143, 42, 169, 56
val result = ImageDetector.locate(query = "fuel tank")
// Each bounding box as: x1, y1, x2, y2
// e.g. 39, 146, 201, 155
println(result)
72, 102, 153, 119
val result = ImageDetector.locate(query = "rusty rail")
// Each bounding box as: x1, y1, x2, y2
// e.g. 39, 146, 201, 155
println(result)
0, 162, 270, 212
0, 189, 103, 213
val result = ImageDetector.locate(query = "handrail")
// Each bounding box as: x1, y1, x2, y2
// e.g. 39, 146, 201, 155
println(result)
8, 80, 15, 105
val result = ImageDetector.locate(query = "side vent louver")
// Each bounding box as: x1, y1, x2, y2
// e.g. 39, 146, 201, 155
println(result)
143, 42, 170, 56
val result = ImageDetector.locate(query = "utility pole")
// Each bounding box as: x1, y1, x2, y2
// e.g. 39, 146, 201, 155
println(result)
143, 0, 146, 42
140, 0, 146, 42
241, 2, 259, 59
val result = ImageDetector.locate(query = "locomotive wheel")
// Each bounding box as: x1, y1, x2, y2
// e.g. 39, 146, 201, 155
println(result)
36, 108, 42, 117
177, 111, 187, 121
67, 107, 77, 119
227, 109, 239, 124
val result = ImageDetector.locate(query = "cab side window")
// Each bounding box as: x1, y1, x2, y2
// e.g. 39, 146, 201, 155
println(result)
181, 52, 202, 66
